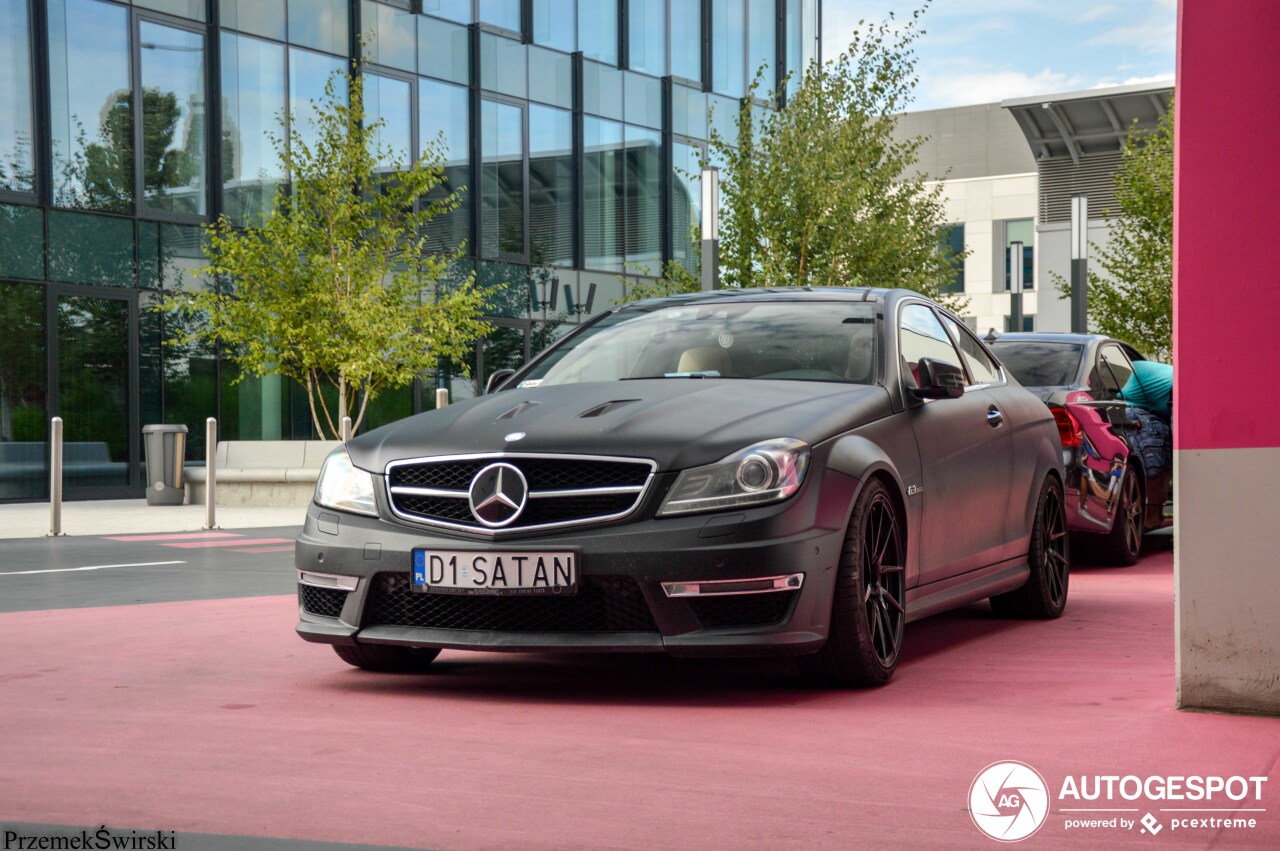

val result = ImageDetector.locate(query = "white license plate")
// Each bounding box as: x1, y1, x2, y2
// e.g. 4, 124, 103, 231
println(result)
411, 549, 577, 596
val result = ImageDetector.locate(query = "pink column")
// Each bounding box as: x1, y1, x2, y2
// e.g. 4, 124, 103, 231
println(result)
1175, 0, 1280, 713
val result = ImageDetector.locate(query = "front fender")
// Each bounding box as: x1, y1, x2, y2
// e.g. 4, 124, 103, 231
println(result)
823, 418, 924, 588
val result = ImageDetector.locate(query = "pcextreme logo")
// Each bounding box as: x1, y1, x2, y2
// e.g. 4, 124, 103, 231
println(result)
969, 761, 1051, 842
969, 762, 1270, 842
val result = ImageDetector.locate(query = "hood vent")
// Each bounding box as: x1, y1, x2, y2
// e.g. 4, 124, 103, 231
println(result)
578, 399, 641, 419
497, 401, 541, 420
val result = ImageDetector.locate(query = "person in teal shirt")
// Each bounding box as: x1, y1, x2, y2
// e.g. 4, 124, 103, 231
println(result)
1120, 360, 1173, 419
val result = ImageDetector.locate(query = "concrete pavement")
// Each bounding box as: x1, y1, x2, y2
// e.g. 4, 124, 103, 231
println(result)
0, 498, 306, 540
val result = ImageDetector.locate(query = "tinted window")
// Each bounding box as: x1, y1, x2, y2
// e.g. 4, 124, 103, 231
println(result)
520, 302, 878, 386
942, 315, 1000, 385
1, 0, 34, 194
989, 341, 1084, 387
1098, 345, 1135, 400
899, 304, 963, 383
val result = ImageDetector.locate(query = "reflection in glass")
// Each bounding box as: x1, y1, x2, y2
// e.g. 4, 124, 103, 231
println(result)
220, 0, 286, 41
533, 0, 575, 52
624, 72, 662, 130
421, 0, 471, 24
628, 0, 666, 76
0, 283, 47, 499
419, 15, 470, 84
671, 141, 702, 273
583, 60, 623, 120
480, 262, 530, 320
48, 0, 132, 212
709, 93, 740, 143
288, 48, 346, 156
713, 0, 746, 97
0, 0, 34, 193
672, 84, 707, 139
221, 32, 286, 225
583, 117, 623, 272
530, 105, 574, 267
479, 0, 521, 31
160, 224, 213, 292
477, 324, 528, 396
786, 0, 819, 96
362, 0, 417, 72
140, 22, 207, 216
529, 46, 573, 109
626, 125, 662, 276
670, 0, 702, 82
134, 0, 205, 20
48, 210, 134, 286
420, 78, 471, 252
480, 32, 527, 98
481, 100, 525, 259
0, 204, 44, 280
287, 0, 349, 55
748, 0, 776, 89
578, 1, 618, 65
366, 73, 412, 171
58, 295, 130, 489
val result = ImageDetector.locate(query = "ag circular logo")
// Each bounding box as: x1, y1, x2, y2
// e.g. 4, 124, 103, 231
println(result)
969, 761, 1050, 842
467, 462, 529, 527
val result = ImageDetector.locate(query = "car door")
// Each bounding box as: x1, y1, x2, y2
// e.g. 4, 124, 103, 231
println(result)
899, 303, 1013, 585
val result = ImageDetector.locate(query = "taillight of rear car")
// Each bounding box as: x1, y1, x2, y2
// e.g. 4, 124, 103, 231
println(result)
1050, 405, 1083, 447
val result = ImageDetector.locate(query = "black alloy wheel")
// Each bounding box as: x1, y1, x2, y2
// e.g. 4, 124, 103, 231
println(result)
801, 478, 906, 687
1097, 469, 1143, 566
991, 476, 1070, 619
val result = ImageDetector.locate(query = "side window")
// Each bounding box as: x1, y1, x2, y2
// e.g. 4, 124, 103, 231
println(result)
941, 314, 1001, 385
1097, 345, 1135, 399
899, 304, 964, 387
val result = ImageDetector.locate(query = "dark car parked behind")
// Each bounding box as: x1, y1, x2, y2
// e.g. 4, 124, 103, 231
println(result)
988, 333, 1172, 565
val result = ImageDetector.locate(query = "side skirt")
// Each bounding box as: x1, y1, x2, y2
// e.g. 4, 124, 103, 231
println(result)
905, 557, 1030, 623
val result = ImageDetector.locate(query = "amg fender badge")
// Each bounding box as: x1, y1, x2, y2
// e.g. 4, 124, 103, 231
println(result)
907, 484, 923, 496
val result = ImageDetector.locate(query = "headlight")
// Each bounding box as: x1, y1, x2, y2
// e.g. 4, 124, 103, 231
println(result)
658, 438, 810, 516
314, 448, 378, 516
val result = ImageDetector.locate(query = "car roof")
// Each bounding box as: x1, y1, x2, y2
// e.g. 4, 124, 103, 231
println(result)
623, 286, 897, 310
988, 332, 1106, 345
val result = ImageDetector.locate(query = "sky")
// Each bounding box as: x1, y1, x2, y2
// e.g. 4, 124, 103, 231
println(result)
820, 0, 1177, 111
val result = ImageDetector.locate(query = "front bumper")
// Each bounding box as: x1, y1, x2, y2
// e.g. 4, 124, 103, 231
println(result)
295, 466, 858, 658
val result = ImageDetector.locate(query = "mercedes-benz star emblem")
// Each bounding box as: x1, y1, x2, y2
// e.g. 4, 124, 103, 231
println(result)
467, 463, 529, 527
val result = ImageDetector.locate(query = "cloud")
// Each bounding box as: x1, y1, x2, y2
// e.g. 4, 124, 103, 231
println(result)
919, 68, 1086, 108
1086, 0, 1177, 53
1079, 4, 1120, 23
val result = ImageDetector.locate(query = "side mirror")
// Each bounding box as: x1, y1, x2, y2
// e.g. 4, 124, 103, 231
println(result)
913, 358, 966, 400
484, 368, 516, 394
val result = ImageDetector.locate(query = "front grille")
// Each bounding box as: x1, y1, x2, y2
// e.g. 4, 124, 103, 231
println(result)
366, 572, 659, 633
688, 591, 798, 629
386, 454, 655, 533
300, 584, 347, 618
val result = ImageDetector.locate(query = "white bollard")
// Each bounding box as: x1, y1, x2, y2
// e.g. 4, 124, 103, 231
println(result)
49, 417, 64, 537
341, 416, 353, 442
436, 388, 449, 409
204, 417, 218, 530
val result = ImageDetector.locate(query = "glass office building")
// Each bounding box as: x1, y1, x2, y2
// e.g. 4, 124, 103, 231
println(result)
0, 0, 820, 500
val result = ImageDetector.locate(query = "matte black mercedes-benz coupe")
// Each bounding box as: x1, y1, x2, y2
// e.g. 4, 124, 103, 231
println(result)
296, 288, 1068, 686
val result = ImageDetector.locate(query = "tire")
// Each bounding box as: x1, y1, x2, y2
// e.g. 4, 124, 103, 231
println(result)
801, 478, 906, 687
332, 643, 441, 672
1096, 468, 1143, 566
991, 476, 1070, 619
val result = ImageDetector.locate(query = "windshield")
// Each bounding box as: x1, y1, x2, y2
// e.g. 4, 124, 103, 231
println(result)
518, 301, 880, 387
990, 341, 1085, 387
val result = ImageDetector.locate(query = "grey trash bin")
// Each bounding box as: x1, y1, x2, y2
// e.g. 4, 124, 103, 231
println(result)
143, 424, 189, 505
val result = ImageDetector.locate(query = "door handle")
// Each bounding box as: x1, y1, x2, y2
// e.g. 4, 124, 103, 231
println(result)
986, 406, 1004, 428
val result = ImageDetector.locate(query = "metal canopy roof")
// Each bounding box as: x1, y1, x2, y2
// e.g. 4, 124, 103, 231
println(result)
1002, 81, 1174, 163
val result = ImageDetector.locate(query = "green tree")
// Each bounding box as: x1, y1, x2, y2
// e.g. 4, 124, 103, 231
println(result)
162, 67, 490, 438
672, 7, 965, 309
1060, 104, 1174, 362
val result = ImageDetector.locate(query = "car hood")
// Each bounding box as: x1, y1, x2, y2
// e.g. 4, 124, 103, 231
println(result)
347, 379, 893, 473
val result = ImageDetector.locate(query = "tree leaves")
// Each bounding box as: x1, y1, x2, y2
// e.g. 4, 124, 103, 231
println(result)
158, 67, 489, 438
